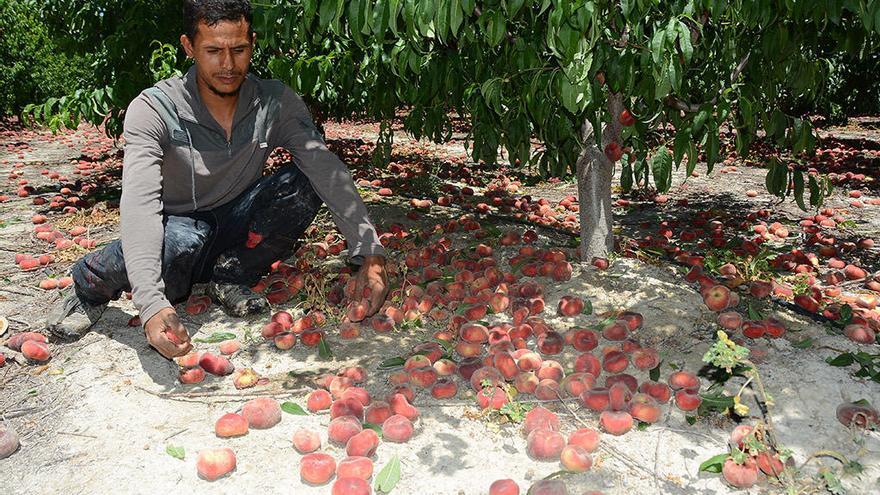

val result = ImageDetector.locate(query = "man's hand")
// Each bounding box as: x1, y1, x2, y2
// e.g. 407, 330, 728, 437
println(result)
144, 307, 192, 359
349, 255, 389, 320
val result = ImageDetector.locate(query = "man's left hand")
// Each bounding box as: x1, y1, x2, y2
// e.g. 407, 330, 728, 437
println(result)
351, 255, 389, 320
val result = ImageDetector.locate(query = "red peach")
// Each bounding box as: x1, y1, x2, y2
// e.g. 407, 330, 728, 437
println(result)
601, 321, 629, 341
408, 366, 438, 389
179, 367, 206, 384
756, 451, 785, 477
199, 352, 234, 376
629, 393, 662, 423
599, 410, 634, 435
6, 332, 47, 351
432, 358, 458, 376
602, 350, 628, 374
218, 339, 240, 355
524, 407, 560, 435
557, 296, 584, 317
632, 348, 660, 370
21, 340, 50, 362
560, 372, 595, 397
514, 371, 539, 394
527, 480, 568, 495
535, 379, 560, 400
215, 413, 249, 438
330, 397, 365, 421
844, 324, 876, 344
292, 428, 321, 453
476, 386, 510, 409
261, 321, 284, 339
328, 415, 363, 445
722, 457, 758, 488
341, 387, 371, 406
337, 456, 374, 480
300, 452, 336, 485
382, 414, 414, 443
574, 353, 601, 376
608, 382, 632, 411
460, 323, 489, 343
493, 352, 519, 379
346, 429, 380, 457
717, 312, 743, 330
196, 448, 236, 481
389, 385, 415, 403
560, 444, 592, 472
455, 341, 483, 358
241, 397, 281, 429
516, 351, 543, 371
537, 331, 564, 355
489, 479, 520, 495
526, 428, 566, 460
271, 310, 294, 329
307, 389, 333, 412
470, 366, 504, 392
430, 378, 458, 399
388, 393, 419, 421
364, 401, 392, 425
674, 389, 702, 411
605, 373, 638, 392
742, 320, 766, 339
274, 332, 297, 349
536, 360, 564, 382
836, 402, 879, 428
619, 311, 644, 331
300, 329, 324, 346
571, 329, 598, 352
667, 371, 700, 391
580, 387, 611, 411
728, 425, 754, 449
568, 428, 600, 452
332, 478, 371, 495
639, 381, 672, 403
703, 285, 732, 311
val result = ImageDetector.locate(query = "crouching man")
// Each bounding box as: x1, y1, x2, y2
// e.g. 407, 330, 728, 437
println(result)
47, 0, 388, 358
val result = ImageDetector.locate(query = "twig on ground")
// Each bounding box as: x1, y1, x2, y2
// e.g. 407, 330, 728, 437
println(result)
134, 385, 310, 400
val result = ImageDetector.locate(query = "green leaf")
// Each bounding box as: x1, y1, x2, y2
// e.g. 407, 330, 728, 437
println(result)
650, 146, 673, 192
826, 353, 855, 367
676, 20, 693, 62
699, 453, 729, 473
378, 356, 407, 369
685, 415, 696, 425
705, 124, 719, 173
281, 402, 308, 415
649, 363, 661, 382
793, 170, 806, 211
485, 10, 506, 47
318, 337, 333, 358
620, 162, 633, 192
363, 422, 384, 436
166, 444, 185, 460
792, 338, 814, 349
375, 454, 401, 493
747, 301, 763, 321
582, 299, 593, 315
839, 304, 853, 324
449, 0, 463, 37
193, 332, 237, 344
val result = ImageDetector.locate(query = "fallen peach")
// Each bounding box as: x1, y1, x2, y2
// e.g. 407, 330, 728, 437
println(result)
667, 370, 700, 391
639, 381, 672, 403
430, 378, 458, 399
602, 350, 628, 374
196, 448, 236, 481
382, 414, 414, 443
477, 386, 509, 409
337, 456, 374, 480
199, 353, 234, 376
21, 340, 51, 362
179, 367, 205, 384
241, 397, 281, 429
332, 477, 371, 495
836, 402, 879, 428
489, 479, 520, 495
523, 406, 560, 435
674, 389, 702, 411
215, 413, 249, 438
632, 348, 660, 370
346, 429, 380, 457
218, 339, 240, 355
557, 296, 584, 317
330, 398, 365, 421
527, 428, 566, 460
571, 329, 598, 352
601, 321, 629, 341
567, 428, 600, 452
0, 425, 19, 459
365, 401, 393, 424
292, 428, 321, 453
300, 452, 336, 485
388, 393, 419, 421
307, 389, 333, 412
514, 371, 539, 394
560, 445, 592, 472
537, 331, 564, 355
629, 393, 662, 423
722, 457, 758, 488
536, 360, 564, 382
574, 353, 601, 376
527, 480, 568, 495
599, 410, 633, 435
580, 387, 611, 412
408, 366, 438, 389
6, 332, 47, 351
328, 415, 363, 445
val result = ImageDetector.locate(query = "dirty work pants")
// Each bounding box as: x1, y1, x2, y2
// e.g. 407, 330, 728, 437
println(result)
70, 165, 322, 307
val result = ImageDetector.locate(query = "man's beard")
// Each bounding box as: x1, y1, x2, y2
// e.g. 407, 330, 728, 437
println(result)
206, 80, 242, 98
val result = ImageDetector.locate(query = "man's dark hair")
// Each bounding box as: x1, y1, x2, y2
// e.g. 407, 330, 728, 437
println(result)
183, 0, 253, 40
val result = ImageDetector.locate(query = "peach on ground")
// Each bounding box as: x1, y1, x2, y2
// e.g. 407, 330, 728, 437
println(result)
346, 428, 380, 457
526, 428, 566, 460
675, 389, 702, 411
241, 397, 281, 429
667, 370, 700, 391
330, 397, 365, 421
365, 401, 393, 424
328, 415, 363, 445
527, 480, 567, 495
382, 414, 414, 443
178, 367, 205, 384
568, 428, 600, 452
489, 479, 520, 495
218, 339, 240, 355
199, 353, 234, 376
599, 410, 634, 435
215, 413, 248, 438
581, 387, 610, 412
337, 456, 374, 480
292, 428, 321, 453
388, 393, 419, 421
560, 444, 593, 472
307, 389, 333, 412
300, 452, 337, 485
332, 477, 371, 495
722, 457, 758, 488
196, 448, 236, 481
341, 387, 371, 406
21, 340, 51, 362
430, 378, 458, 399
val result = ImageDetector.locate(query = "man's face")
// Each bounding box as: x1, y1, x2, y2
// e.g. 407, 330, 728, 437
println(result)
181, 19, 255, 98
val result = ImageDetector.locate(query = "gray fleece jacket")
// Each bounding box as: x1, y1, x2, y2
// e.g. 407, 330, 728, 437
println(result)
120, 66, 384, 323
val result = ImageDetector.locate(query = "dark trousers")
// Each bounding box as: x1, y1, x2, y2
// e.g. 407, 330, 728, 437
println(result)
71, 165, 323, 306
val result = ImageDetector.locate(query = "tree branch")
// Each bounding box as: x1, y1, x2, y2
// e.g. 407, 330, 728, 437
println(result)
664, 51, 751, 114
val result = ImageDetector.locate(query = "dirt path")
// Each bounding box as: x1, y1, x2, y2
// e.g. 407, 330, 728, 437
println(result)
0, 120, 878, 495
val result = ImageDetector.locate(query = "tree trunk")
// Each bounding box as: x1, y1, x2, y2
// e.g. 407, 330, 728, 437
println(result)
576, 92, 624, 261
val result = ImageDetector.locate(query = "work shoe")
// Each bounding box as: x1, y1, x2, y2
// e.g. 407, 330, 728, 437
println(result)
208, 281, 268, 317
46, 291, 108, 339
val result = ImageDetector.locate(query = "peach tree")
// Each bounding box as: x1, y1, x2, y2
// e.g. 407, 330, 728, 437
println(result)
254, 0, 880, 261
24, 0, 880, 261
